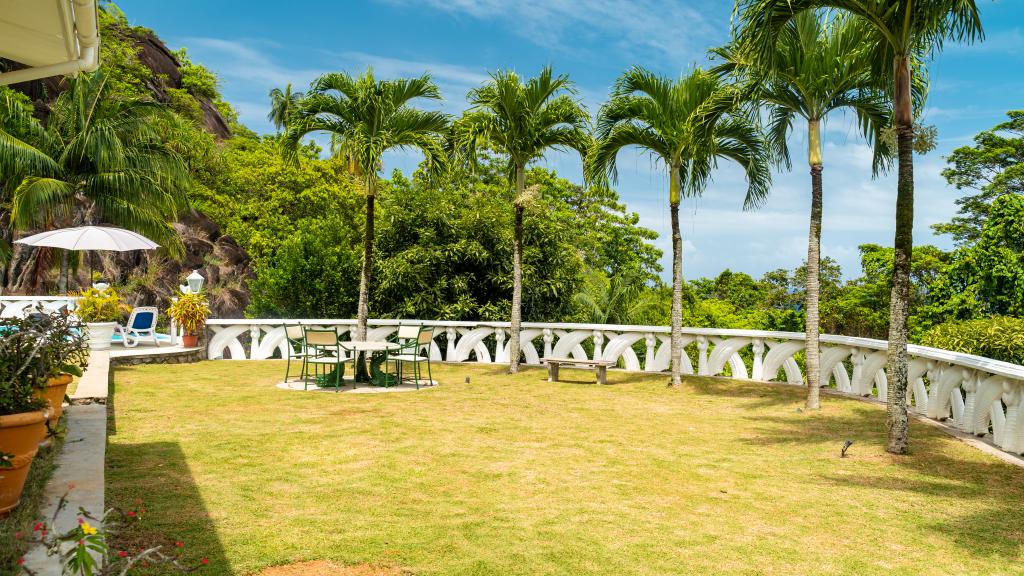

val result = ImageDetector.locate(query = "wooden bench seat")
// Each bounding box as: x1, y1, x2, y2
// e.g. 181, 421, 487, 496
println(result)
542, 357, 614, 385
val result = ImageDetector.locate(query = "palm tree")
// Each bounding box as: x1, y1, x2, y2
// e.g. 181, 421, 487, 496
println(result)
712, 11, 891, 410
734, 0, 983, 453
267, 83, 303, 132
574, 269, 661, 326
452, 67, 590, 373
588, 67, 772, 386
283, 69, 448, 341
0, 70, 190, 292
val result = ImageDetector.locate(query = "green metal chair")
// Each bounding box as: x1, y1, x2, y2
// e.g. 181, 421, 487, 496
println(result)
283, 325, 310, 383
302, 327, 348, 392
390, 325, 434, 389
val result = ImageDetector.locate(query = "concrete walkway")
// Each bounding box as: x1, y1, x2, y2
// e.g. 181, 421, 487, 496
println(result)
22, 404, 107, 574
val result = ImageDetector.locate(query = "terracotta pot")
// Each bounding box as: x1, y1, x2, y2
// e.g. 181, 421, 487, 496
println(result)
34, 373, 74, 425
0, 410, 48, 516
182, 334, 199, 348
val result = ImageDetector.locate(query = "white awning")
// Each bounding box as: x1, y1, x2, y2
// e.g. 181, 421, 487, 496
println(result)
0, 0, 100, 86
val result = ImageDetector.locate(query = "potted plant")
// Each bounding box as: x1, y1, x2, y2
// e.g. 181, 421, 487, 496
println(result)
167, 291, 210, 348
30, 311, 89, 426
0, 315, 57, 512
75, 286, 124, 350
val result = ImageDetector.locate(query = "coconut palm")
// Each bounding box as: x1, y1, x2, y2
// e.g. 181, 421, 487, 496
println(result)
267, 83, 303, 132
588, 67, 772, 386
711, 11, 891, 409
0, 70, 190, 292
283, 69, 448, 341
452, 67, 590, 373
734, 0, 983, 453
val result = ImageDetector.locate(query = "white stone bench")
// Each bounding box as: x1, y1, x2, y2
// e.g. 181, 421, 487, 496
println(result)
542, 357, 614, 385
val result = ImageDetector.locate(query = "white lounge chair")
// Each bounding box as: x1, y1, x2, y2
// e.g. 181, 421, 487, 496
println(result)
115, 306, 160, 348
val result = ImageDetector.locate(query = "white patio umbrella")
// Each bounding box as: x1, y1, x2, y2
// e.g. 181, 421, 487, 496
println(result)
15, 226, 160, 251
15, 226, 160, 288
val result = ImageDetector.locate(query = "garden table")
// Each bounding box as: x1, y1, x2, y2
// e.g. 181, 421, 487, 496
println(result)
340, 340, 400, 386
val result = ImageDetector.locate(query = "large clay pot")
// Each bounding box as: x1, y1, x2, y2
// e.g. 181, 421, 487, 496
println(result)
182, 334, 199, 348
85, 322, 116, 350
0, 410, 48, 515
34, 373, 74, 425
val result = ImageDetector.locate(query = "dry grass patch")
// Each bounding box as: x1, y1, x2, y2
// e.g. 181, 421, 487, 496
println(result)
106, 361, 1024, 575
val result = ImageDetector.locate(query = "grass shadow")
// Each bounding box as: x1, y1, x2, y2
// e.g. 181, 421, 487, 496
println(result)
106, 366, 230, 574
682, 375, 804, 409
738, 404, 1024, 561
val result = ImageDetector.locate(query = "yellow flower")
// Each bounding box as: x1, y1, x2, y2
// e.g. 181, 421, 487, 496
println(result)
81, 522, 97, 535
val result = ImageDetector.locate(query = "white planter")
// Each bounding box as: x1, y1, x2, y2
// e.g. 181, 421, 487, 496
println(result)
85, 322, 116, 350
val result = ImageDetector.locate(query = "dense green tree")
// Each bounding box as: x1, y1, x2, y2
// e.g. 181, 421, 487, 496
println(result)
928, 194, 1024, 321
713, 11, 890, 409
589, 66, 772, 386
735, 0, 984, 453
0, 70, 190, 292
452, 67, 590, 372
284, 69, 448, 340
934, 110, 1024, 245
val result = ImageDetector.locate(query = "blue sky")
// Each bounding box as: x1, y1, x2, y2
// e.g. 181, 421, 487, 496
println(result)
119, 0, 1024, 281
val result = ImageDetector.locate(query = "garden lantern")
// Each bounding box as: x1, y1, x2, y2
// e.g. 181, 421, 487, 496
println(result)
186, 270, 205, 294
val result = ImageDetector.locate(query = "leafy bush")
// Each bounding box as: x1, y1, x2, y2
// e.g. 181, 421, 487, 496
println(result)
75, 287, 126, 323
167, 292, 210, 335
173, 48, 220, 100
921, 316, 1024, 364
0, 311, 88, 416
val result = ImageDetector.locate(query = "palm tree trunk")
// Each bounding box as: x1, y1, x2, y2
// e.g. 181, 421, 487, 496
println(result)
886, 56, 915, 455
356, 177, 375, 342
509, 164, 525, 373
669, 163, 683, 387
805, 164, 823, 409
804, 118, 824, 409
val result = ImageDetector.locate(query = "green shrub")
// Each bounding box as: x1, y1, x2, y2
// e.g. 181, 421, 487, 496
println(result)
76, 287, 126, 323
921, 316, 1024, 364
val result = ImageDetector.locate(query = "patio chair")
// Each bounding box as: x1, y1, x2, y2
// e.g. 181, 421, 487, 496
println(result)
283, 325, 310, 383
390, 325, 434, 389
115, 306, 159, 348
303, 327, 348, 392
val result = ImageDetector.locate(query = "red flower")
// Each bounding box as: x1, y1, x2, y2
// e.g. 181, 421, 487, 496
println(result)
33, 522, 44, 532
16, 558, 24, 565
118, 551, 128, 558
67, 482, 76, 490
78, 540, 84, 546
176, 541, 184, 548
127, 511, 136, 517
78, 517, 84, 524
201, 558, 209, 565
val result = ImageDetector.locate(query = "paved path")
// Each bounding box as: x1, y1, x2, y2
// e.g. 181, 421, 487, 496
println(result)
22, 404, 107, 574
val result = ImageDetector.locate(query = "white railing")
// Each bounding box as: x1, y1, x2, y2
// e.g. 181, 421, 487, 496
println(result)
0, 296, 80, 318
207, 318, 1024, 457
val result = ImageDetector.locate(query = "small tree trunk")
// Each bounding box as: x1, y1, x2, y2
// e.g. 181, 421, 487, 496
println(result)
509, 165, 525, 373
805, 162, 823, 409
887, 56, 915, 455
356, 178, 375, 342
58, 250, 69, 294
669, 163, 683, 387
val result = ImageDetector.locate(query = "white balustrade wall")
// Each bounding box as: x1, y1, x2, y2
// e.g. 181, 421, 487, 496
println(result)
0, 296, 80, 318
208, 318, 1024, 457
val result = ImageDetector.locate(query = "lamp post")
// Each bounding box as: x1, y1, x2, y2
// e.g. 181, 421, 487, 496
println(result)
185, 270, 205, 294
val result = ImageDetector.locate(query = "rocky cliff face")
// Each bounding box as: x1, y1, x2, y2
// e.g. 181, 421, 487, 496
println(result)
1, 23, 253, 318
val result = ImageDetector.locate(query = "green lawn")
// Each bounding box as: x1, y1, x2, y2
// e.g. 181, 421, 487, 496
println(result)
106, 361, 1024, 575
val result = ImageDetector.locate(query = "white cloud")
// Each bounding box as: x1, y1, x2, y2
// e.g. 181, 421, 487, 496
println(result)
377, 0, 724, 64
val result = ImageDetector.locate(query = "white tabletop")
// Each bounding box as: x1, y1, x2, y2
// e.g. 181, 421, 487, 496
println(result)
339, 341, 399, 352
